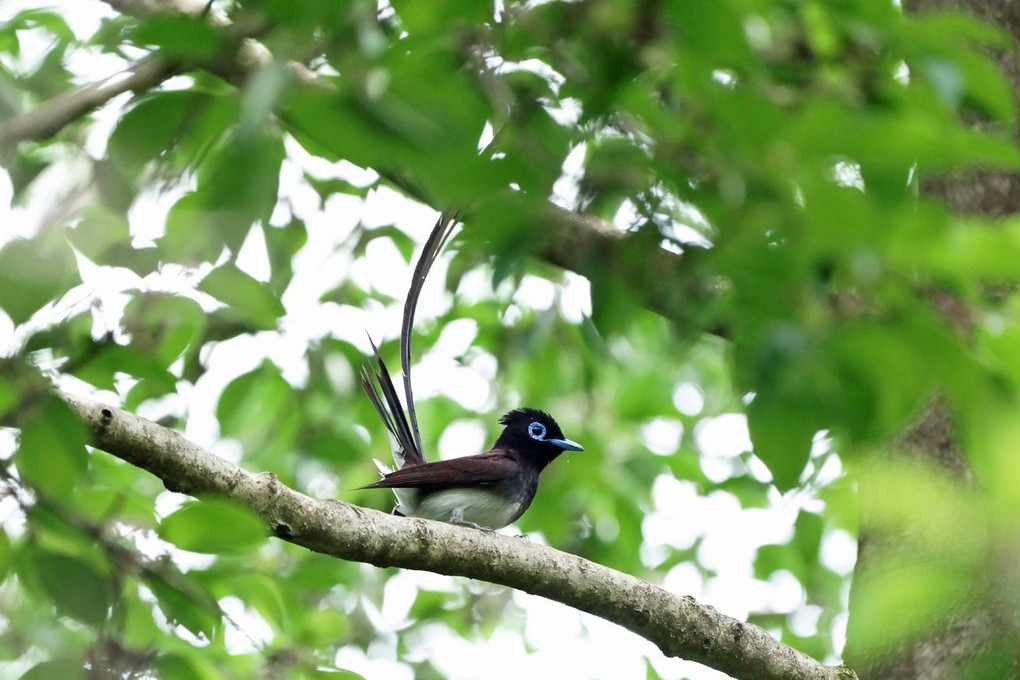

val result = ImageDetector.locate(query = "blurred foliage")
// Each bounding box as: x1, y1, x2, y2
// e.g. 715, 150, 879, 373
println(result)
1, 0, 1019, 678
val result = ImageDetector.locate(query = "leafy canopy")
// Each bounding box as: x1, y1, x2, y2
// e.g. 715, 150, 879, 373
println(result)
1, 0, 1019, 678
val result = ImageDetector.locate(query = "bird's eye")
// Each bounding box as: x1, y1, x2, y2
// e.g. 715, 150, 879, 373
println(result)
528, 422, 547, 440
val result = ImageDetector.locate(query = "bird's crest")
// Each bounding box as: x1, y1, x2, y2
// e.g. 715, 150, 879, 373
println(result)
498, 407, 554, 427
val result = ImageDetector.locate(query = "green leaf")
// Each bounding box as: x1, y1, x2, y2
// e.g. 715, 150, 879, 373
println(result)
907, 10, 1012, 48
197, 263, 285, 330
0, 237, 78, 325
0, 26, 17, 56
18, 660, 87, 680
71, 341, 178, 394
898, 216, 1020, 280
295, 669, 365, 680
225, 572, 289, 630
158, 499, 267, 554
108, 89, 237, 174
284, 88, 411, 167
145, 572, 221, 639
899, 12, 1016, 122
16, 396, 88, 498
109, 91, 205, 168
282, 41, 494, 204
951, 48, 1015, 123
0, 372, 17, 419
305, 176, 374, 200
827, 320, 938, 440
122, 293, 207, 367
239, 62, 291, 135
161, 129, 284, 262
746, 392, 817, 492
847, 558, 970, 657
66, 205, 130, 262
391, 0, 492, 34
349, 225, 416, 262
216, 360, 298, 453
264, 220, 308, 295
161, 192, 228, 264
21, 546, 111, 627
3, 9, 75, 43
128, 14, 226, 61
0, 530, 11, 583
297, 608, 350, 647
155, 652, 223, 680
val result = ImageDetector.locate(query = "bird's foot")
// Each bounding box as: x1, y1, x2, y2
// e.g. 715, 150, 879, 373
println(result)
450, 509, 493, 532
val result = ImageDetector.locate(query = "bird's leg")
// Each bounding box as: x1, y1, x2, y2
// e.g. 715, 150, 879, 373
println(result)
450, 508, 492, 532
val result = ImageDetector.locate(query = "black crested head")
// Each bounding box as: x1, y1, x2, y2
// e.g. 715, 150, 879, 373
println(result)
495, 407, 583, 469
498, 407, 556, 429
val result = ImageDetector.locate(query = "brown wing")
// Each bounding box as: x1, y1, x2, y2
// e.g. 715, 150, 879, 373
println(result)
359, 449, 518, 490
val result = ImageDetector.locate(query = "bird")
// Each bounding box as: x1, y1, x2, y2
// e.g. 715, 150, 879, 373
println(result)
358, 211, 583, 530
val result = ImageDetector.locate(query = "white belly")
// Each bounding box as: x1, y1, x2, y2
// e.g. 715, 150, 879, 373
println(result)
413, 488, 521, 529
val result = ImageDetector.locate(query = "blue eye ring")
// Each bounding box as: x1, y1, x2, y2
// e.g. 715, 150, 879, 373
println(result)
528, 422, 547, 440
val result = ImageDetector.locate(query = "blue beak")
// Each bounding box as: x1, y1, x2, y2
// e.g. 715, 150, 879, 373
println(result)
546, 437, 583, 452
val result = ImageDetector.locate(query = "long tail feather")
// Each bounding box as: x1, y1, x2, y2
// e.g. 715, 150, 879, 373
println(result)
399, 210, 460, 460
361, 210, 460, 471
361, 335, 423, 468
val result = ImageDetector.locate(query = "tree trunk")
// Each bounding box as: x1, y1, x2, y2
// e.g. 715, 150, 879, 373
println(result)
847, 1, 1020, 678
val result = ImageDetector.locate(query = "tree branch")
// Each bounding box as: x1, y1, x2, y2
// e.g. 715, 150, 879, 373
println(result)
0, 58, 178, 149
56, 390, 850, 680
